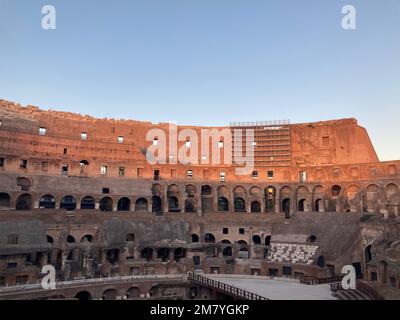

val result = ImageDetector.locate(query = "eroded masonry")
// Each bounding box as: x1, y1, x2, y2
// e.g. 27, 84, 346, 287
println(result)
0, 99, 399, 300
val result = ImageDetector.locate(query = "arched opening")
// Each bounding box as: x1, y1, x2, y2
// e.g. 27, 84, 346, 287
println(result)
81, 235, 93, 243
252, 235, 261, 245
157, 248, 170, 262
201, 185, 213, 213
218, 197, 229, 212
331, 185, 342, 197
60, 196, 76, 211
141, 248, 153, 261
317, 256, 326, 268
185, 198, 197, 213
67, 235, 75, 243
265, 186, 276, 213
168, 196, 179, 212
191, 234, 199, 243
234, 198, 246, 212
315, 199, 322, 212
298, 199, 306, 212
151, 196, 161, 213
135, 198, 148, 212
239, 246, 249, 259
309, 235, 317, 243
16, 194, 33, 210
174, 248, 186, 262
102, 289, 118, 300
265, 236, 271, 246
282, 198, 291, 218
126, 234, 135, 242
75, 291, 92, 301
39, 195, 56, 209
106, 249, 119, 265
365, 245, 372, 267
100, 197, 113, 212
204, 233, 215, 243
126, 287, 140, 299
201, 185, 212, 195
251, 201, 261, 213
81, 196, 95, 210
223, 246, 233, 257
149, 286, 159, 297
0, 193, 11, 209
117, 197, 130, 211
47, 235, 54, 244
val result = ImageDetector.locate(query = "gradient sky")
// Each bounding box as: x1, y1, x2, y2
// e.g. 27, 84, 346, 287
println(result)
0, 0, 399, 161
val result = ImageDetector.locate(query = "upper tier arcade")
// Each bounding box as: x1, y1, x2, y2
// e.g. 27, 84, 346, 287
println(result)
0, 99, 391, 184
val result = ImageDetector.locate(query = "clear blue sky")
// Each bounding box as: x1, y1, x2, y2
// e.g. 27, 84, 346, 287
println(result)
0, 0, 399, 161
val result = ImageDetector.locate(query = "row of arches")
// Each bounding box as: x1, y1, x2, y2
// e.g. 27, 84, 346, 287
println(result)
1, 181, 399, 215
190, 233, 271, 246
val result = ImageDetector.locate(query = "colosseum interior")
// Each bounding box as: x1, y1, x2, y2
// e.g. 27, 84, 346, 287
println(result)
0, 99, 399, 300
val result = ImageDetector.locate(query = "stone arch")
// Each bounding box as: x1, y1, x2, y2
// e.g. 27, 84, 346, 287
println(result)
201, 185, 212, 195
100, 197, 113, 212
80, 196, 95, 210
47, 235, 54, 244
174, 248, 186, 262
217, 185, 230, 198
365, 245, 373, 268
141, 248, 153, 261
218, 197, 229, 212
67, 235, 76, 243
296, 186, 310, 212
331, 185, 342, 197
201, 185, 213, 213
152, 183, 163, 197
126, 287, 140, 299
312, 185, 325, 212
252, 235, 261, 244
365, 184, 380, 213
223, 246, 233, 257
60, 195, 76, 211
151, 196, 162, 213
385, 183, 399, 199
234, 197, 246, 212
347, 185, 361, 212
16, 193, 33, 210
39, 194, 56, 209
191, 234, 199, 243
185, 197, 197, 213
75, 291, 92, 300
265, 186, 276, 213
204, 233, 215, 243
185, 184, 196, 197
149, 286, 159, 297
282, 198, 291, 219
0, 193, 11, 209
167, 184, 180, 212
81, 234, 94, 243
117, 197, 131, 211
157, 248, 170, 262
250, 186, 262, 196
168, 196, 180, 212
102, 289, 118, 300
233, 185, 247, 197
135, 198, 148, 212
251, 201, 261, 213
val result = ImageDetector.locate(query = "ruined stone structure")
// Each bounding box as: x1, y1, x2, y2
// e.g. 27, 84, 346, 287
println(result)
0, 99, 399, 300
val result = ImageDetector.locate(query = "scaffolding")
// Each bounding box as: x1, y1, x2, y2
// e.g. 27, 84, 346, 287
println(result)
230, 120, 292, 167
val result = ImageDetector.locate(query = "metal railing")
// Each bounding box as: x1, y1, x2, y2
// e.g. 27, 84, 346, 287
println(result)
187, 272, 268, 300
0, 274, 186, 295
